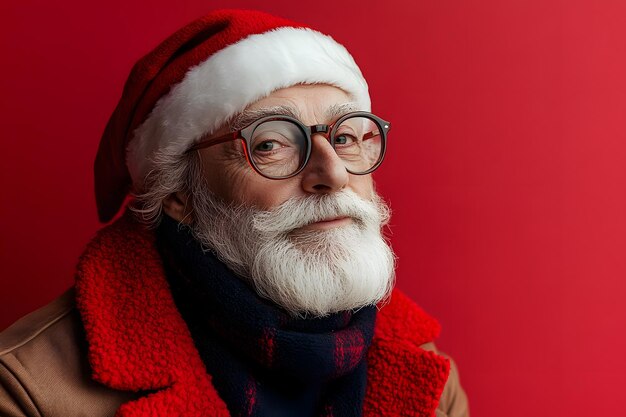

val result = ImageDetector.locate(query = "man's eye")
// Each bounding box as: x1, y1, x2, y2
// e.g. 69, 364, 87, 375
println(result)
335, 134, 357, 145
255, 141, 277, 152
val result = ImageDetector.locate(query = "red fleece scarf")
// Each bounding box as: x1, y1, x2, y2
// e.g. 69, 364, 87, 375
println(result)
74, 212, 451, 417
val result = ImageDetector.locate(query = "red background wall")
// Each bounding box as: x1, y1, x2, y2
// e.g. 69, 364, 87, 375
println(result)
1, 1, 625, 415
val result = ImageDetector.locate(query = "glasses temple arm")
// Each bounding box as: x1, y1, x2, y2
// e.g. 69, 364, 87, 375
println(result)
185, 132, 239, 153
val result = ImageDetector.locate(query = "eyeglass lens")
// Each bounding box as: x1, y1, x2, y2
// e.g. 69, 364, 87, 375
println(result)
249, 116, 383, 178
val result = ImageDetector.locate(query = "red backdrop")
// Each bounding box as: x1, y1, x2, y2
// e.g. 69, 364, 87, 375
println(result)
1, 1, 625, 415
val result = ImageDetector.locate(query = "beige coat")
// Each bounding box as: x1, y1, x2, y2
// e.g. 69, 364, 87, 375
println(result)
0, 288, 469, 417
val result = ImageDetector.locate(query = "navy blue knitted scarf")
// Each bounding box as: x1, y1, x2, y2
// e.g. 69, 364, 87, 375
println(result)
155, 214, 376, 417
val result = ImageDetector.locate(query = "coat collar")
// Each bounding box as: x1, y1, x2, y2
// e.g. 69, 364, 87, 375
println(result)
75, 212, 450, 417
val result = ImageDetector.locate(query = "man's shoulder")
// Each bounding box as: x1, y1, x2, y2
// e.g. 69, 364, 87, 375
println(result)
374, 290, 470, 417
0, 287, 136, 417
0, 288, 77, 357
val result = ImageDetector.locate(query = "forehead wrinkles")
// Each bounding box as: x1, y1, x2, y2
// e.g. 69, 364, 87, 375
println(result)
229, 101, 360, 130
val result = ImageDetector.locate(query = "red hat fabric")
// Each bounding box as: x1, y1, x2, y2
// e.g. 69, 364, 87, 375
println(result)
94, 9, 371, 223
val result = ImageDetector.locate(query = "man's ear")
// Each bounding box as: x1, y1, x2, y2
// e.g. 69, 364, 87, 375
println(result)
162, 192, 193, 224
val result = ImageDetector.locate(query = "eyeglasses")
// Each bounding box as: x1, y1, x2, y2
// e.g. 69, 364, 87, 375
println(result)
185, 111, 391, 179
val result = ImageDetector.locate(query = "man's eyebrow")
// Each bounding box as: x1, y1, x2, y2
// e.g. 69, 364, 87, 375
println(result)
229, 101, 361, 131
229, 105, 302, 130
323, 102, 360, 121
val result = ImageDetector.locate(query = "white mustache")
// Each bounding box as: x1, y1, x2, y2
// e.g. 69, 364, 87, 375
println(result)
250, 189, 384, 235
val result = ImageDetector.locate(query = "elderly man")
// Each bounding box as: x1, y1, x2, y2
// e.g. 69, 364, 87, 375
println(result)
0, 9, 469, 417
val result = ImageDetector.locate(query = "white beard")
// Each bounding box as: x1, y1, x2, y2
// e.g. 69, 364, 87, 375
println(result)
188, 184, 396, 318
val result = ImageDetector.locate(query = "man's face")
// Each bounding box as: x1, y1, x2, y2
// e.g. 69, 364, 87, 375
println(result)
199, 84, 376, 212
170, 84, 395, 317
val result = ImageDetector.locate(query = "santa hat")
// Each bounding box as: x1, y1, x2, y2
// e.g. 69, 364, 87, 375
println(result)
94, 9, 371, 223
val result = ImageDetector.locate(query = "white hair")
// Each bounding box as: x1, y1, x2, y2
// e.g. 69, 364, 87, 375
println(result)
129, 147, 202, 226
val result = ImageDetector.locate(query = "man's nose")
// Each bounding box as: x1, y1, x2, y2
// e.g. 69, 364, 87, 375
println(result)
300, 133, 349, 194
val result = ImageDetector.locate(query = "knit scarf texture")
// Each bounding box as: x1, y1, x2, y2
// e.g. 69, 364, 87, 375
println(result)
155, 214, 377, 417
